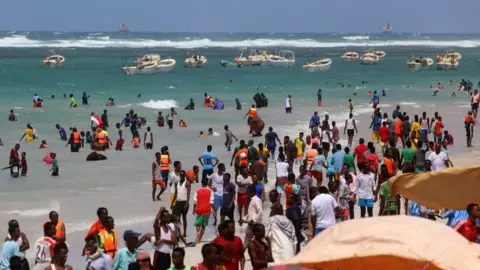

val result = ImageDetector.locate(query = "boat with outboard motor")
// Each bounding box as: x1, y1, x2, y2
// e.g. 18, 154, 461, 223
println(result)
122, 54, 175, 75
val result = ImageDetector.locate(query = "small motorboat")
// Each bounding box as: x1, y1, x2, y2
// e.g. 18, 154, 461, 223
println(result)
360, 54, 379, 65
234, 48, 266, 66
265, 50, 295, 67
374, 50, 386, 58
444, 51, 462, 61
122, 54, 175, 75
340, 51, 359, 61
43, 55, 65, 68
184, 53, 207, 68
220, 60, 240, 68
303, 58, 332, 72
436, 56, 459, 70
407, 57, 434, 71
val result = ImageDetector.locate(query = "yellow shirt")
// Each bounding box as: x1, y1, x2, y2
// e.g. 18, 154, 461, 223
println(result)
101, 130, 108, 137
295, 138, 305, 156
411, 138, 419, 151
410, 122, 420, 138
24, 128, 33, 142
257, 148, 269, 159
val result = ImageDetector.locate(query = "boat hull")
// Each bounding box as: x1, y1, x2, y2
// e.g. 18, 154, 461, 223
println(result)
267, 59, 295, 68
122, 63, 175, 75
184, 56, 207, 68
43, 61, 64, 68
361, 59, 378, 65
407, 59, 433, 71
436, 63, 458, 70
303, 64, 331, 72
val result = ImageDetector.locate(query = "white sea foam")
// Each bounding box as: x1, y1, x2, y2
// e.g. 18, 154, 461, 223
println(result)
87, 32, 104, 36
13, 107, 23, 109
167, 85, 175, 89
139, 99, 178, 109
342, 35, 370, 40
4, 201, 60, 217
2, 35, 480, 48
399, 102, 421, 108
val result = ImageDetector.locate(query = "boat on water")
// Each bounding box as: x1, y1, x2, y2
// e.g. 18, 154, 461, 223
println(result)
407, 56, 434, 71
383, 22, 393, 35
265, 50, 295, 67
234, 48, 266, 66
220, 60, 240, 68
122, 54, 175, 75
364, 49, 386, 59
443, 51, 462, 61
42, 55, 65, 68
360, 54, 379, 65
436, 56, 459, 70
119, 23, 129, 33
184, 53, 207, 68
303, 58, 332, 72
340, 50, 359, 61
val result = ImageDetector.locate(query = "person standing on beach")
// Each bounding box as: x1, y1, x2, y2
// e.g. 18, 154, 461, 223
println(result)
152, 152, 167, 201
2, 226, 21, 270
427, 143, 449, 172
113, 230, 141, 270
144, 127, 153, 150
208, 163, 225, 226
212, 220, 245, 270
353, 138, 367, 170
311, 186, 339, 235
317, 89, 322, 107
224, 125, 238, 152
344, 113, 358, 148
236, 167, 252, 225
82, 92, 89, 105
160, 148, 171, 186
465, 111, 475, 147
199, 145, 219, 184
169, 161, 182, 207
173, 170, 190, 238
32, 222, 57, 270
309, 112, 320, 130
247, 224, 273, 270
370, 111, 381, 144
285, 95, 292, 114
193, 178, 214, 244
46, 211, 66, 243
44, 243, 72, 270
419, 112, 430, 144
370, 90, 380, 108
6, 220, 30, 269
97, 216, 117, 260
220, 173, 236, 222
244, 105, 257, 126
242, 184, 263, 248
294, 133, 305, 165
265, 127, 281, 159
355, 163, 376, 218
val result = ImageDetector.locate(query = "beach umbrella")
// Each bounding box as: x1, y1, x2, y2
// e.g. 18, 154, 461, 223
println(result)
281, 215, 480, 270
388, 166, 480, 210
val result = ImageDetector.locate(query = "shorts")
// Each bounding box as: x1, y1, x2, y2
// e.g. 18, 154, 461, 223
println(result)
237, 193, 249, 208
285, 107, 292, 113
347, 129, 354, 137
371, 131, 380, 142
152, 179, 165, 189
315, 227, 327, 235
194, 215, 209, 226
435, 134, 442, 141
420, 129, 428, 138
472, 103, 479, 110
220, 205, 235, 220
167, 120, 173, 129
173, 201, 188, 216
145, 143, 153, 149
415, 167, 426, 173
161, 170, 169, 184
372, 101, 379, 108
317, 100, 322, 106
309, 171, 323, 183
202, 168, 214, 182
358, 198, 374, 207
214, 194, 223, 210
267, 144, 276, 155
321, 142, 330, 151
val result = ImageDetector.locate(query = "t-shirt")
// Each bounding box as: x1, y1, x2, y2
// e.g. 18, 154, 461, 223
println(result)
379, 126, 390, 143
380, 182, 396, 212
414, 149, 426, 168
365, 153, 379, 171
343, 154, 355, 172
354, 144, 368, 164
428, 151, 448, 171
236, 175, 251, 194
222, 183, 236, 208
310, 115, 320, 128
294, 138, 305, 156
265, 132, 278, 147
311, 194, 338, 229
312, 154, 325, 172
207, 173, 224, 196
332, 151, 345, 173
356, 172, 376, 200
434, 120, 443, 135
168, 171, 181, 193
372, 116, 381, 131
200, 152, 216, 170
401, 148, 414, 163
285, 98, 291, 108
59, 128, 67, 140
212, 236, 244, 270
275, 162, 289, 178
1, 241, 19, 270
247, 146, 257, 164
296, 174, 313, 199
338, 183, 350, 209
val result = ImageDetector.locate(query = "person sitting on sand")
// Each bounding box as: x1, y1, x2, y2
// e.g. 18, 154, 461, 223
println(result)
8, 110, 17, 121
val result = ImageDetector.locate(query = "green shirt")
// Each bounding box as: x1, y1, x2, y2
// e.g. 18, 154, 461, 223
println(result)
52, 158, 59, 169
343, 154, 355, 172
401, 148, 414, 163
247, 146, 257, 164
380, 182, 396, 212
113, 247, 138, 270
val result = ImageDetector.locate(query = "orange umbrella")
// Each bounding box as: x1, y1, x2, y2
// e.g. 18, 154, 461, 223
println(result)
388, 166, 480, 210
282, 215, 480, 270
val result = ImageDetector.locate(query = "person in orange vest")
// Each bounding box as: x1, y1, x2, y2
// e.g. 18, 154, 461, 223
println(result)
382, 149, 397, 178
96, 216, 118, 259
46, 211, 66, 243
186, 165, 199, 183
83, 207, 108, 256
66, 127, 81, 152
244, 105, 257, 126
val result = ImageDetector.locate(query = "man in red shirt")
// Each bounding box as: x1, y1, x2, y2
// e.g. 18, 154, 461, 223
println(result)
453, 203, 480, 242
378, 122, 390, 154
364, 147, 379, 173
212, 220, 245, 270
353, 138, 368, 169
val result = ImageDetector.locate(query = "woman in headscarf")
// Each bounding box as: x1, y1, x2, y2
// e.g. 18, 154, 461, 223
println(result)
263, 204, 297, 264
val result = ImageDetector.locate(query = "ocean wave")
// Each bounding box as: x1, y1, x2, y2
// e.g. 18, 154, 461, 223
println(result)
139, 99, 178, 109
88, 32, 104, 36
4, 201, 60, 217
2, 35, 480, 48
343, 35, 370, 41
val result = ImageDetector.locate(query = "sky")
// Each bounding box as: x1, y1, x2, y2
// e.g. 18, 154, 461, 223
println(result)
2, 0, 480, 33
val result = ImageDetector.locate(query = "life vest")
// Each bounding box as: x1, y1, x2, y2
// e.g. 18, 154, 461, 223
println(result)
236, 149, 249, 167
465, 114, 475, 125
248, 108, 257, 118
96, 132, 106, 144
98, 229, 118, 259
383, 157, 394, 176
73, 132, 80, 144
395, 119, 402, 135
133, 137, 140, 148
306, 149, 318, 166
186, 169, 196, 182
160, 154, 169, 171
43, 220, 65, 241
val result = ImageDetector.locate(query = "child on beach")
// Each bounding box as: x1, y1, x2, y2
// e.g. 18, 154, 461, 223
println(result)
348, 99, 353, 114
80, 131, 85, 147
132, 135, 140, 148
49, 153, 58, 176
85, 131, 93, 144
115, 129, 124, 151
39, 140, 47, 149
20, 152, 27, 176
331, 121, 340, 143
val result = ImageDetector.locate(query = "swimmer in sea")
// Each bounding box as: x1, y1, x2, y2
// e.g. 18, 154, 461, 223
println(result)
8, 109, 17, 121
433, 90, 439, 96
224, 125, 238, 151
55, 124, 68, 141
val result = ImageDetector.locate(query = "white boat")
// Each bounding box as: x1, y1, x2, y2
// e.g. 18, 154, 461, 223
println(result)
360, 54, 379, 65
122, 54, 175, 75
340, 51, 359, 61
302, 58, 332, 72
407, 57, 434, 70
374, 50, 386, 58
184, 54, 207, 68
266, 50, 295, 67
436, 56, 459, 70
42, 55, 65, 68
234, 48, 266, 66
444, 51, 462, 61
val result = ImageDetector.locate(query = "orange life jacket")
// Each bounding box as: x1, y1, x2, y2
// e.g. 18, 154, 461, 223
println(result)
98, 229, 118, 259
236, 149, 249, 167
97, 132, 106, 144
73, 132, 80, 144
248, 108, 257, 118
133, 137, 140, 148
306, 149, 317, 166
160, 154, 169, 171
395, 119, 402, 135
383, 157, 394, 176
43, 220, 65, 241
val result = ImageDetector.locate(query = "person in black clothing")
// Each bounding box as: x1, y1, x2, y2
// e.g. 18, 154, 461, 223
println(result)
82, 92, 90, 105
101, 109, 109, 129
286, 194, 304, 254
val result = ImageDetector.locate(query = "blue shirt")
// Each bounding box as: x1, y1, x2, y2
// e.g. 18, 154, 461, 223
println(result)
372, 116, 381, 131
122, 116, 131, 127
113, 248, 137, 270
440, 210, 469, 227
332, 151, 345, 173
59, 128, 67, 140
265, 132, 278, 147
1, 241, 19, 270
372, 93, 380, 103
255, 183, 263, 198
317, 93, 322, 101
310, 115, 320, 128
201, 152, 216, 170
327, 156, 335, 175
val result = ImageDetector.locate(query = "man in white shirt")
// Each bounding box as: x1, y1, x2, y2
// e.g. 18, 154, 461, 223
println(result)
207, 163, 225, 226
355, 163, 376, 218
85, 235, 113, 270
275, 154, 289, 194
285, 95, 292, 114
235, 168, 252, 224
242, 184, 263, 248
339, 164, 357, 219
428, 144, 449, 172
169, 161, 182, 208
311, 186, 340, 236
